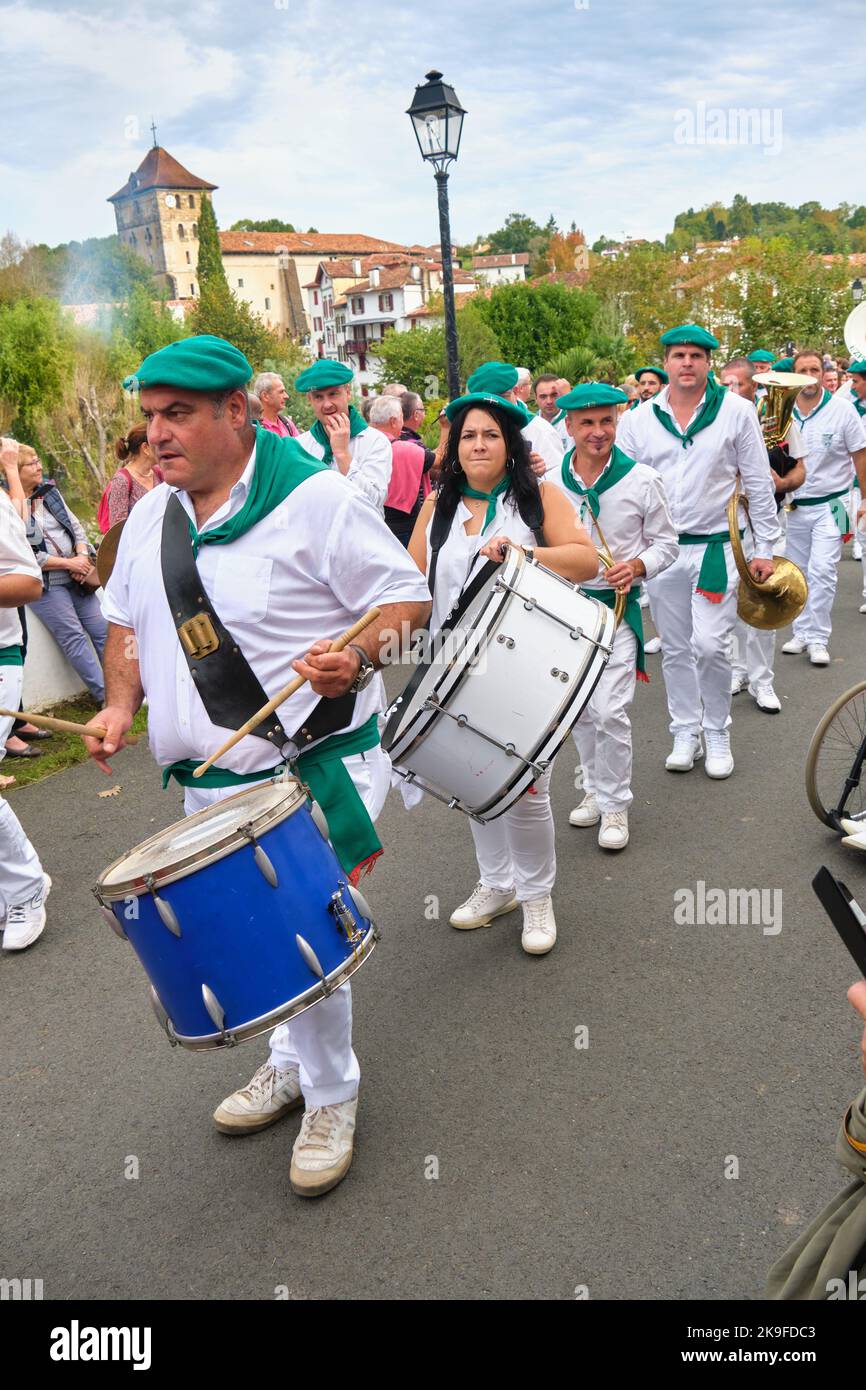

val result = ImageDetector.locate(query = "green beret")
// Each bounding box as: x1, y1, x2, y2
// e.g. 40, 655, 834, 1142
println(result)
443, 392, 529, 427
634, 365, 669, 383
772, 357, 794, 372
848, 359, 866, 375
557, 382, 628, 411
466, 361, 519, 395
746, 349, 775, 364
123, 334, 252, 393
660, 322, 719, 350
294, 360, 354, 391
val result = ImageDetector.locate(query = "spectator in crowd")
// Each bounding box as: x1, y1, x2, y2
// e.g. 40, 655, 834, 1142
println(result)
399, 391, 444, 486
824, 364, 840, 394
104, 424, 163, 529
618, 379, 640, 415
369, 396, 430, 546
534, 374, 570, 449
252, 372, 299, 437
514, 367, 533, 404
360, 396, 375, 422
381, 382, 408, 397
0, 445, 51, 763
248, 393, 263, 422
555, 378, 572, 399
4, 446, 107, 704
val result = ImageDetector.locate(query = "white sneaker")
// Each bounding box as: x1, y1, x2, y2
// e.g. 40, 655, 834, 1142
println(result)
569, 793, 600, 827
291, 1099, 357, 1197
782, 635, 807, 654
853, 542, 863, 561
521, 897, 557, 955
749, 682, 781, 712
860, 602, 866, 615
449, 881, 517, 929
644, 636, 662, 654
2, 873, 51, 950
213, 1060, 303, 1134
665, 734, 703, 772
808, 644, 830, 666
598, 810, 629, 850
704, 729, 734, 779
731, 671, 749, 695
638, 591, 649, 608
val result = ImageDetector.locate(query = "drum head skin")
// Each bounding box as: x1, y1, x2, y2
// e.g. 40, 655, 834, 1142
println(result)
97, 778, 307, 899
384, 550, 614, 819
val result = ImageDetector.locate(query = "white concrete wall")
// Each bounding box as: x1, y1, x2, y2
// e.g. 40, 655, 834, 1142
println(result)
22, 611, 87, 710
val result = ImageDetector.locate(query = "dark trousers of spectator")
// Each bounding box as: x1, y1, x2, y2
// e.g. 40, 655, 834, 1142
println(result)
30, 585, 107, 703
384, 508, 416, 548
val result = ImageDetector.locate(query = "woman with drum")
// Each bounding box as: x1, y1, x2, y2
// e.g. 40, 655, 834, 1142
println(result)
408, 391, 598, 955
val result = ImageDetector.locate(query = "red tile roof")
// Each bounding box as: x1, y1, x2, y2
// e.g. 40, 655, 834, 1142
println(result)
472, 253, 530, 268
108, 147, 217, 202
220, 232, 409, 255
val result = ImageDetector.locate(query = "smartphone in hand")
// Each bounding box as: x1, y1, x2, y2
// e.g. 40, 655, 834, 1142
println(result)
812, 866, 866, 977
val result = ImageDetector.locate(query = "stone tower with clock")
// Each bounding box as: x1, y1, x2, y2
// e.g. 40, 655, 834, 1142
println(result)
108, 144, 218, 301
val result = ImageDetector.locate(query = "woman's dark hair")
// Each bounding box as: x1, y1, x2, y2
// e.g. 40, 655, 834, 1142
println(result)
115, 422, 149, 462
435, 400, 541, 534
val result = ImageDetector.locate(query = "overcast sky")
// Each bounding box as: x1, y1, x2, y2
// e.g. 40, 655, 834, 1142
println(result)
2, 0, 863, 251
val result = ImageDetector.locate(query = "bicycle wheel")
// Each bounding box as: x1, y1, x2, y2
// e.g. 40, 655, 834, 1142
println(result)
805, 679, 866, 830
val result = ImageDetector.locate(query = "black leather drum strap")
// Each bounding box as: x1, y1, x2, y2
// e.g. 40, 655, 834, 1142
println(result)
160, 494, 287, 747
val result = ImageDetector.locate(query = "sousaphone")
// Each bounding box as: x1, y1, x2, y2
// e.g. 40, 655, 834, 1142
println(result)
726, 370, 810, 630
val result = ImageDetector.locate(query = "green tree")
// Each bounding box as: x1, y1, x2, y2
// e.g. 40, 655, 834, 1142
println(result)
487, 213, 546, 255
186, 279, 273, 365
196, 194, 228, 288
472, 280, 598, 372
0, 296, 74, 435
229, 218, 296, 233
111, 284, 183, 361
368, 298, 501, 397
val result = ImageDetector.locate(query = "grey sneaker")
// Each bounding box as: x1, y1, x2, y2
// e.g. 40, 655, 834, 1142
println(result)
213, 1060, 303, 1135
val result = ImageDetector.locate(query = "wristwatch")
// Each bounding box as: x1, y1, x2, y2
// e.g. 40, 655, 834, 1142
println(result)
523, 546, 535, 564
348, 643, 375, 692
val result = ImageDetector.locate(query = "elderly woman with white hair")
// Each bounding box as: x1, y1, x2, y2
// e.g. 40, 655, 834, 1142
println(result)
252, 371, 299, 438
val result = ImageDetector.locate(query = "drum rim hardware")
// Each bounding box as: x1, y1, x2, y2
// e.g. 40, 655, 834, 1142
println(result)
95, 778, 307, 899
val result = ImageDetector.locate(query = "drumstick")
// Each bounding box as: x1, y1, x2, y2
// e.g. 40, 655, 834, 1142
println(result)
192, 607, 381, 780
0, 706, 140, 744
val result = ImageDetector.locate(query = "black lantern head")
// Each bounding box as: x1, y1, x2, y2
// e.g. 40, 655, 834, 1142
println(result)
407, 70, 466, 170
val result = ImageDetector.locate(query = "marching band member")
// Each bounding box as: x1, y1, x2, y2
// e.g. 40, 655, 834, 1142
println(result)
408, 391, 597, 954
720, 358, 806, 713
617, 324, 780, 779
780, 350, 866, 665
293, 360, 392, 513
466, 362, 565, 473
0, 469, 51, 949
534, 374, 571, 450
85, 335, 430, 1199
546, 385, 677, 851
846, 359, 866, 613
634, 366, 668, 403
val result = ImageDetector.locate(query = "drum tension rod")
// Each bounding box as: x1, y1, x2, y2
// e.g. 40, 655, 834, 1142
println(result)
420, 696, 548, 779
144, 874, 182, 938
239, 823, 280, 889
394, 768, 485, 822
493, 577, 612, 652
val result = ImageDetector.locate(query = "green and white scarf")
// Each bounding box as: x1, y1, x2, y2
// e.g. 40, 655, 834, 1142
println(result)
560, 445, 636, 519
652, 375, 726, 448
310, 404, 368, 465
460, 477, 510, 532
794, 388, 832, 427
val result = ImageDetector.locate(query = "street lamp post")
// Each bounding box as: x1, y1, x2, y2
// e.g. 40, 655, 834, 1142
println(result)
853, 278, 864, 304
407, 70, 466, 401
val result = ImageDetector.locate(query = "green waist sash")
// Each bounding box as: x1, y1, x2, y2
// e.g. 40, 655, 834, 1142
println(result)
586, 585, 647, 681
0, 645, 23, 666
790, 487, 852, 539
162, 713, 383, 882
678, 529, 743, 602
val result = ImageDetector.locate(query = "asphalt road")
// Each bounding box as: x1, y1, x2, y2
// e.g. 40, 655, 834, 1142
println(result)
3, 561, 866, 1302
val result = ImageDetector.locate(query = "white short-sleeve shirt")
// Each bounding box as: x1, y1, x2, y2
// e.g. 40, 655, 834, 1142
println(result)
0, 492, 41, 649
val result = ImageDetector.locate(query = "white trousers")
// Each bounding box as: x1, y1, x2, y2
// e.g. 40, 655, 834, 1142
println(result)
647, 544, 738, 736
787, 503, 841, 647
0, 665, 44, 915
469, 767, 555, 902
731, 619, 775, 688
183, 745, 391, 1110
572, 622, 637, 812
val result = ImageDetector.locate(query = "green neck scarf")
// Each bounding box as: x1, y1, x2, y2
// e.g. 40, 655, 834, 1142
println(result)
552, 408, 566, 425
310, 405, 368, 464
850, 391, 866, 418
460, 477, 510, 532
560, 445, 636, 520
794, 388, 832, 426
185, 425, 327, 556
652, 376, 726, 448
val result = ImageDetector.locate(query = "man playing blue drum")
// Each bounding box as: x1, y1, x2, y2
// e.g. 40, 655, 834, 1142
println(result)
84, 336, 430, 1199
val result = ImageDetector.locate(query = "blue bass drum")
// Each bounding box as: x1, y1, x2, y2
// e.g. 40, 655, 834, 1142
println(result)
94, 779, 377, 1050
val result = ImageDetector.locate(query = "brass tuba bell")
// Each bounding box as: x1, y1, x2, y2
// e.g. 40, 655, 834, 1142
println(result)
726, 370, 810, 630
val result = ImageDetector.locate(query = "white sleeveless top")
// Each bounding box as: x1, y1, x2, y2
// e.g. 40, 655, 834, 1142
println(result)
425, 492, 538, 633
